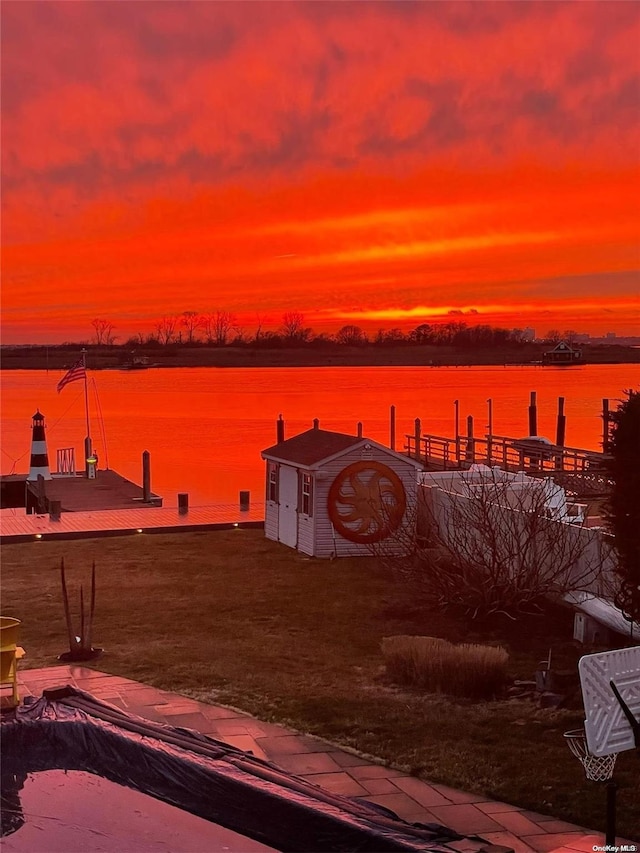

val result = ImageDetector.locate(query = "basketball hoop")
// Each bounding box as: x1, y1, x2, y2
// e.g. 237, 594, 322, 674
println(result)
564, 729, 617, 783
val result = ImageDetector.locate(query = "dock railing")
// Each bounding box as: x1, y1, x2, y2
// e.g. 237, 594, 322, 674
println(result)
55, 448, 76, 477
404, 432, 609, 475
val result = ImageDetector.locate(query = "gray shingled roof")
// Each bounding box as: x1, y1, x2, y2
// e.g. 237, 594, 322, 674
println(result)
261, 428, 363, 466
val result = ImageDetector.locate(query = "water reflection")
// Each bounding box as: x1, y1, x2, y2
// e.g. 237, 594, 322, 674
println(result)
0, 769, 277, 852
0, 365, 635, 507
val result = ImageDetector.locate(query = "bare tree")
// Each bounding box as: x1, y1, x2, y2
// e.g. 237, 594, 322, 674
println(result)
202, 310, 237, 346
335, 324, 368, 346
155, 314, 178, 345
280, 311, 312, 343
254, 313, 268, 342
373, 470, 614, 618
91, 319, 117, 345
180, 311, 203, 344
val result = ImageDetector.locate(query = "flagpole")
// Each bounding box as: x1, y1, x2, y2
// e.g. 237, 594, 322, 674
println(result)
82, 348, 91, 440
81, 348, 92, 477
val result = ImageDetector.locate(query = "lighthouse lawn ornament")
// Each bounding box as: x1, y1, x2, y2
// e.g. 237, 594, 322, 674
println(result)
27, 410, 52, 482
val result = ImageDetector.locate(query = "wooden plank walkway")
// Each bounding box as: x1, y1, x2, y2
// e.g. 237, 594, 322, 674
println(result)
0, 503, 265, 543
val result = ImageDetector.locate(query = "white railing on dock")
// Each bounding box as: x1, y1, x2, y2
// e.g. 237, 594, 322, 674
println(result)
55, 448, 76, 476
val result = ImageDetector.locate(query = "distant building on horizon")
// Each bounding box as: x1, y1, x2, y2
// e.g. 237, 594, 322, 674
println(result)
522, 327, 536, 342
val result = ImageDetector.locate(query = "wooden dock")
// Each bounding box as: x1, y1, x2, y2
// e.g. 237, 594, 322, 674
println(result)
1, 469, 162, 513
404, 431, 612, 496
0, 503, 265, 543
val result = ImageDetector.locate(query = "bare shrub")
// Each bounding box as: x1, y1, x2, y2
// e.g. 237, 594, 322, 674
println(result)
382, 635, 508, 699
372, 469, 615, 619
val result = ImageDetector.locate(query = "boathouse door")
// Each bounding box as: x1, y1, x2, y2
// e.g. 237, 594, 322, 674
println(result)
278, 465, 298, 548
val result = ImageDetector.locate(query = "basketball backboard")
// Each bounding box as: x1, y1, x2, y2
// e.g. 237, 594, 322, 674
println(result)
579, 646, 640, 756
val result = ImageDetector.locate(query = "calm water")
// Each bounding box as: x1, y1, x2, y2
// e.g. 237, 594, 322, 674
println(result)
1, 365, 637, 507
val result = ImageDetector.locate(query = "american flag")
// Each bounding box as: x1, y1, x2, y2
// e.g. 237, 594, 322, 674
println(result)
57, 360, 86, 393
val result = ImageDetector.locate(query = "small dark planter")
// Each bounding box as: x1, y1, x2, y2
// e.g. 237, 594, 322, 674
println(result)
58, 647, 104, 663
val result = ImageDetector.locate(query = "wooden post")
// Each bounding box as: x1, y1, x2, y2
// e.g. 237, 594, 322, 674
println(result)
466, 415, 475, 462
390, 405, 396, 450
276, 414, 285, 443
486, 398, 493, 464
414, 418, 422, 461
602, 398, 610, 453
357, 422, 363, 438
454, 400, 460, 464
142, 450, 151, 502
556, 397, 566, 447
528, 391, 538, 436
36, 473, 46, 513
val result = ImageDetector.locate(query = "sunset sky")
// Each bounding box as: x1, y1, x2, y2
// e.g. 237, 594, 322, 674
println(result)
2, 1, 639, 344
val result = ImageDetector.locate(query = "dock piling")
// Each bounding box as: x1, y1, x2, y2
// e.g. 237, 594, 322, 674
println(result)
142, 450, 151, 502
528, 391, 538, 436
556, 397, 566, 447
466, 415, 475, 462
414, 418, 422, 461
486, 398, 493, 464
390, 405, 396, 450
602, 399, 610, 453
49, 499, 62, 522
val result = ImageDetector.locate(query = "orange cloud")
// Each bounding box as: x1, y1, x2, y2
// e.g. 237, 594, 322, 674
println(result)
1, 2, 639, 342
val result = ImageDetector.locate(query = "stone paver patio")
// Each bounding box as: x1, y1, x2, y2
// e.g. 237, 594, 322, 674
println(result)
9, 665, 638, 853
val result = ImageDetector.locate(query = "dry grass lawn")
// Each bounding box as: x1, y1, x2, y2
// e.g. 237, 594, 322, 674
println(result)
2, 529, 638, 838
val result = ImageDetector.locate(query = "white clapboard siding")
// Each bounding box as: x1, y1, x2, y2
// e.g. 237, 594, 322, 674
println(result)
265, 500, 279, 542
297, 514, 314, 556
312, 444, 418, 558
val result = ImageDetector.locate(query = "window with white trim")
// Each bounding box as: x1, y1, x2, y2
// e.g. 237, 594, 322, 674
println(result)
301, 472, 313, 516
267, 462, 278, 502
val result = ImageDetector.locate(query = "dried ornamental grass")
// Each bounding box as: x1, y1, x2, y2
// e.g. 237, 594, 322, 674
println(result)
382, 635, 508, 699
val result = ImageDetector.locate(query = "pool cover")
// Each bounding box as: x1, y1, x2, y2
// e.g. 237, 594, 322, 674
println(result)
1, 686, 513, 853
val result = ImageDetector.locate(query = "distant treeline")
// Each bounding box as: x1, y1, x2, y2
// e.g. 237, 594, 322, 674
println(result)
80, 312, 575, 350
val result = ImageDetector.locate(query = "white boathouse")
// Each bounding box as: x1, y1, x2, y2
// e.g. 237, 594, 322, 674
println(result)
261, 422, 422, 557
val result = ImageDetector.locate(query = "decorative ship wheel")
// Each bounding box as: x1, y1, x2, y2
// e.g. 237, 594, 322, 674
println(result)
327, 461, 407, 544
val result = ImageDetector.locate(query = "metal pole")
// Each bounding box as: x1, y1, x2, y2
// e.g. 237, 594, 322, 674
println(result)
82, 348, 91, 476
82, 348, 91, 440
605, 781, 617, 847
